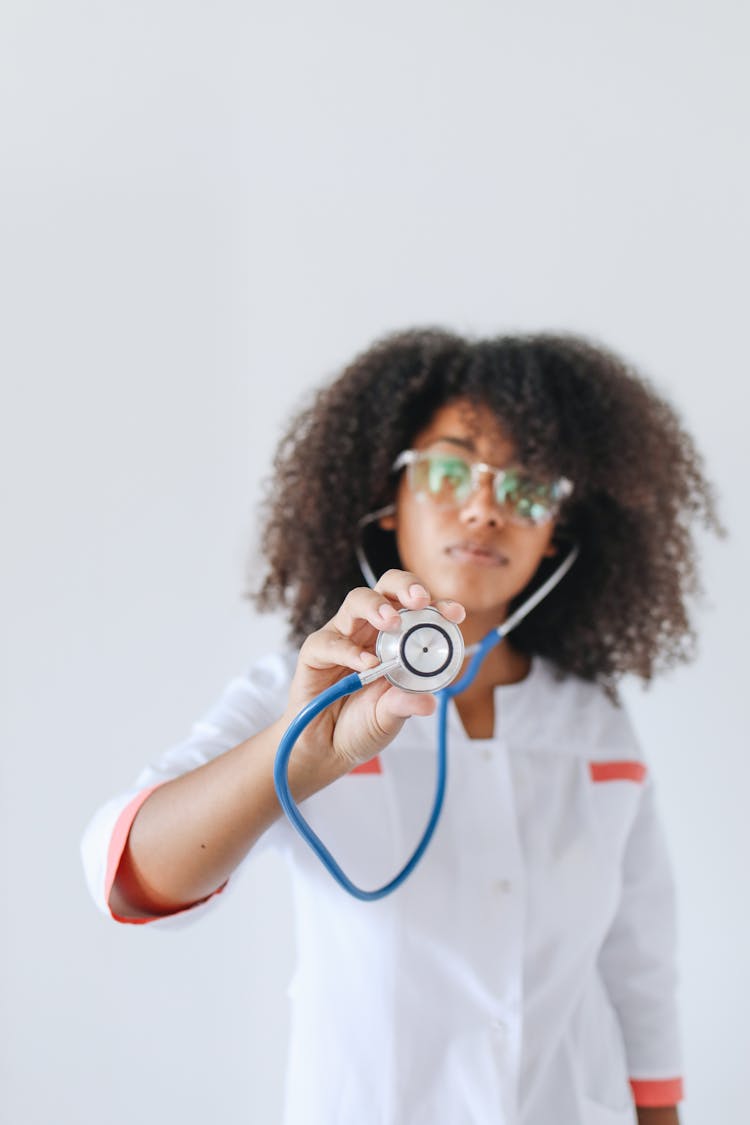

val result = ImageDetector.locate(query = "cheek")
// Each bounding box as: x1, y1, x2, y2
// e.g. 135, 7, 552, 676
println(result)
395, 520, 433, 571
393, 501, 446, 571
511, 527, 557, 578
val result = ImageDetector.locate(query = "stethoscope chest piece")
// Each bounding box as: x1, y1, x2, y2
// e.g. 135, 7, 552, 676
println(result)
375, 606, 465, 693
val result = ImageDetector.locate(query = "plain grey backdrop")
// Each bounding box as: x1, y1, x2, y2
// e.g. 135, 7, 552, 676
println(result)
2, 1, 748, 1122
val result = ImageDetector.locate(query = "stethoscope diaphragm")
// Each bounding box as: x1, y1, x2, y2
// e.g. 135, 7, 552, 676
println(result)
375, 606, 465, 693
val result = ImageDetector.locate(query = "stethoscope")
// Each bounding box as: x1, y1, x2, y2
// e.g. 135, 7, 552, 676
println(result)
274, 512, 579, 901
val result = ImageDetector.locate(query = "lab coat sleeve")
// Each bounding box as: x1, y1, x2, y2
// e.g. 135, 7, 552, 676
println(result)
597, 768, 685, 1108
80, 651, 295, 928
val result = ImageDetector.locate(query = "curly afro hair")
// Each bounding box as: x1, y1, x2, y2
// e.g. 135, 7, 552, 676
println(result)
248, 328, 724, 700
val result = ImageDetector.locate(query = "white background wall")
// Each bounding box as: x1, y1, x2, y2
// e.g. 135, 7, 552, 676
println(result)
2, 2, 748, 1122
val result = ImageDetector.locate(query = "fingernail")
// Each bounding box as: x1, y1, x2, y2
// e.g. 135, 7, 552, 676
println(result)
409, 584, 428, 598
379, 603, 398, 618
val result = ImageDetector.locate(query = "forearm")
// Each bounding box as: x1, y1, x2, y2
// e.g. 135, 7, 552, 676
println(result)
109, 715, 345, 918
636, 1107, 679, 1125
108, 573, 462, 919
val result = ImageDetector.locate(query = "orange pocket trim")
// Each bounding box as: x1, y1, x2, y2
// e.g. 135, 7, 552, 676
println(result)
350, 757, 383, 775
589, 760, 647, 783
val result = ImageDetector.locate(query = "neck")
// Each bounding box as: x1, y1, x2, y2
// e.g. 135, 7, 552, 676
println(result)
459, 609, 532, 691
459, 604, 514, 650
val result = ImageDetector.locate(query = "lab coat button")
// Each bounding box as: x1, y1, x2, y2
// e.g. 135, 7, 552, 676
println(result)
493, 879, 512, 894
481, 748, 492, 761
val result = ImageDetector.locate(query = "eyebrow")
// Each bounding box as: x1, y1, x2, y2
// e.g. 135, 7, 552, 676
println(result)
424, 435, 518, 467
424, 435, 477, 452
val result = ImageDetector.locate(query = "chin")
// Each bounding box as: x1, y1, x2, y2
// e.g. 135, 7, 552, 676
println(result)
442, 571, 519, 602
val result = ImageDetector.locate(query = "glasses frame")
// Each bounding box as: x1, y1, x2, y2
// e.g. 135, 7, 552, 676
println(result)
391, 448, 573, 526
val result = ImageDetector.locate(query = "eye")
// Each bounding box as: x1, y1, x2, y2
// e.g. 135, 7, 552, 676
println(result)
413, 454, 472, 501
428, 456, 469, 488
496, 471, 557, 521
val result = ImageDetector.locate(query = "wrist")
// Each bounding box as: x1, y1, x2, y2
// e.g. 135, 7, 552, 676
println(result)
271, 713, 350, 800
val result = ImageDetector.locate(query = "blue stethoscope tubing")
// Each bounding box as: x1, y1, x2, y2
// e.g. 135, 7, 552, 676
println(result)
273, 543, 578, 901
273, 628, 503, 902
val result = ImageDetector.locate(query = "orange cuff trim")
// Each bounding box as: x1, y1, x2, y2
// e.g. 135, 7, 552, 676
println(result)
105, 784, 226, 925
629, 1077, 684, 1106
105, 785, 164, 922
590, 760, 647, 783
350, 756, 382, 775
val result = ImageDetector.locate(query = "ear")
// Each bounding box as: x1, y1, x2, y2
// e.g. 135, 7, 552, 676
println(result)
379, 512, 397, 531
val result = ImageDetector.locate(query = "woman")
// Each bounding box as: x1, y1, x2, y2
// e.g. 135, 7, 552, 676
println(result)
82, 328, 723, 1124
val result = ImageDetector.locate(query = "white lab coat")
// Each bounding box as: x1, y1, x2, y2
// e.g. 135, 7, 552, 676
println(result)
81, 652, 684, 1125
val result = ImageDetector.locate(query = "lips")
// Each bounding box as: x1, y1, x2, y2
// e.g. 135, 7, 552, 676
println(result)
445, 541, 509, 567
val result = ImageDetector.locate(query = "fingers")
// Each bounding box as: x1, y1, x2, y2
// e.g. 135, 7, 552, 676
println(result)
329, 586, 403, 638
300, 572, 467, 692
373, 568, 432, 607
330, 570, 466, 639
299, 630, 380, 674
296, 571, 466, 769
374, 570, 466, 626
432, 598, 466, 625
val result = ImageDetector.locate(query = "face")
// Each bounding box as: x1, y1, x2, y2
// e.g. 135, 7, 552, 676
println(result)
380, 400, 559, 636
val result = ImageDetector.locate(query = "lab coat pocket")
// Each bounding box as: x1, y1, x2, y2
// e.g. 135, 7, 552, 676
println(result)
580, 1095, 637, 1125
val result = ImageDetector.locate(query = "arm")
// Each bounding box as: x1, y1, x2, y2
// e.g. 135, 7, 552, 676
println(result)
102, 571, 464, 919
637, 1109, 679, 1125
109, 713, 347, 918
597, 769, 685, 1116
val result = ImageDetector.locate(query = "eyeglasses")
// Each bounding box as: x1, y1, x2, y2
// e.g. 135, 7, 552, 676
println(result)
392, 448, 573, 526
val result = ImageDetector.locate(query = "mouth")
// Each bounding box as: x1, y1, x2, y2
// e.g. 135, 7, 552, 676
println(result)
445, 542, 509, 568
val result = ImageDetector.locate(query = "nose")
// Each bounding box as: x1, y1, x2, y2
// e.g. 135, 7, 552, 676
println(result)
458, 474, 507, 527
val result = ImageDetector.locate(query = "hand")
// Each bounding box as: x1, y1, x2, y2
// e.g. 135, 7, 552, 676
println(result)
283, 569, 466, 775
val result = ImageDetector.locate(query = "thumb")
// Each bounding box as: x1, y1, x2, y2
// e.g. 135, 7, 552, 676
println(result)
374, 685, 438, 738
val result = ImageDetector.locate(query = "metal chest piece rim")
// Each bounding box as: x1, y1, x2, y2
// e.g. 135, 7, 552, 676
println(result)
375, 606, 465, 693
